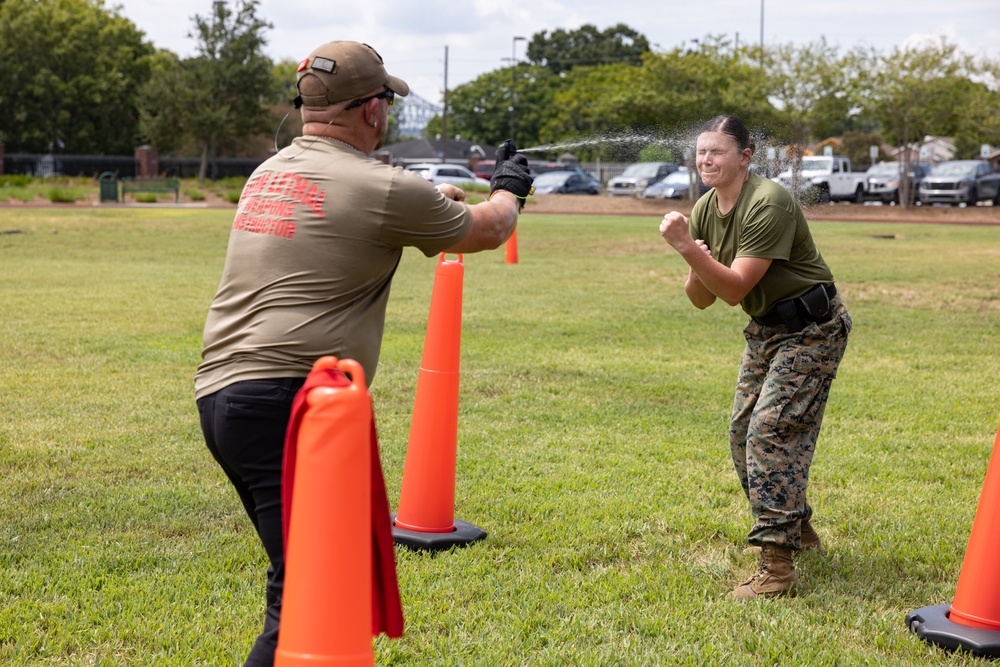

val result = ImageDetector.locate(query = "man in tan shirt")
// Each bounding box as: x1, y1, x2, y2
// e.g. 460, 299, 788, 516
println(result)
195, 40, 533, 666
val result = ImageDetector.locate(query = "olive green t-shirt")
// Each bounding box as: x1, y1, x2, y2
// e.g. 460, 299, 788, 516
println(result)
194, 136, 472, 398
689, 172, 833, 317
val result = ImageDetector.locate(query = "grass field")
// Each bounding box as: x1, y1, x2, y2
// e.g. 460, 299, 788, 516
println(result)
1, 207, 998, 666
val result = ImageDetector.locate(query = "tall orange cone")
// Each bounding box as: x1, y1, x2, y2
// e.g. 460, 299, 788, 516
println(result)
505, 229, 519, 264
906, 423, 1000, 658
276, 357, 374, 667
392, 254, 487, 550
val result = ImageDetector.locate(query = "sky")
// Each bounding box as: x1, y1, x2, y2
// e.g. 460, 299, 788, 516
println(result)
115, 0, 1000, 108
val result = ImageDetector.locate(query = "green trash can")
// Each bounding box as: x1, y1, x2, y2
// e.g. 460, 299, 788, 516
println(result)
98, 172, 119, 203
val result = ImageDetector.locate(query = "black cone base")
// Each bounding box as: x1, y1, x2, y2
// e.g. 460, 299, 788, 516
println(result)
391, 515, 487, 551
906, 604, 1000, 658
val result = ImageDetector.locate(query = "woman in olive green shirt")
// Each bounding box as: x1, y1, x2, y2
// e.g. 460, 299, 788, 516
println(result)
659, 115, 851, 601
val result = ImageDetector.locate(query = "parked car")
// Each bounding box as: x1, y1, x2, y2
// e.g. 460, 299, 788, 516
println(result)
918, 160, 1000, 206
532, 162, 599, 180
405, 163, 490, 187
773, 156, 867, 203
536, 164, 601, 189
472, 160, 496, 179
473, 159, 582, 180
531, 170, 601, 195
607, 162, 679, 197
864, 161, 931, 204
642, 167, 707, 199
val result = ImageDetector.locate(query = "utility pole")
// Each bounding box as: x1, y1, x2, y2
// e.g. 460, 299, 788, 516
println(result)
441, 46, 448, 163
510, 36, 526, 143
759, 1, 765, 67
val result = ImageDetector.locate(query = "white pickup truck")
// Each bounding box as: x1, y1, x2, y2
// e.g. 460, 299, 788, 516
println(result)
773, 155, 868, 204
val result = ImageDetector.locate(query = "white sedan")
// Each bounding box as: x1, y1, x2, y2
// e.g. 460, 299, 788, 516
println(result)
405, 163, 490, 188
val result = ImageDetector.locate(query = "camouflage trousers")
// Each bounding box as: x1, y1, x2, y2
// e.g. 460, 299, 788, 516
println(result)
730, 295, 851, 549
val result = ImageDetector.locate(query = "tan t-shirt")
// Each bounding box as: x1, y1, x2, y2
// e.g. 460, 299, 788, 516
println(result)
194, 136, 472, 398
689, 173, 834, 317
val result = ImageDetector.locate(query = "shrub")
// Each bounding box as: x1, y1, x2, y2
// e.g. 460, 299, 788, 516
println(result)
0, 174, 33, 188
46, 186, 80, 203
2, 187, 36, 202
215, 176, 248, 190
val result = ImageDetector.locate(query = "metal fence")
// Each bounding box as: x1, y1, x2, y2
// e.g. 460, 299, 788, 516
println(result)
2, 152, 633, 186
2, 154, 266, 180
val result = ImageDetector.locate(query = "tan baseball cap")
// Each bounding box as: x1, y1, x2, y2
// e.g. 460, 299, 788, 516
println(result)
295, 41, 410, 107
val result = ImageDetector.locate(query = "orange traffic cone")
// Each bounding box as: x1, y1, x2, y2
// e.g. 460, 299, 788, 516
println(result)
505, 229, 518, 264
392, 254, 486, 550
906, 423, 1000, 658
276, 357, 374, 667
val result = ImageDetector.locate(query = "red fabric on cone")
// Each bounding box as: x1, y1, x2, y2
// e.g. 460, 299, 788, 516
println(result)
281, 367, 404, 639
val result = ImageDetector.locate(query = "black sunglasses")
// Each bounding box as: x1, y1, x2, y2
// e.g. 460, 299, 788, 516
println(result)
344, 89, 394, 110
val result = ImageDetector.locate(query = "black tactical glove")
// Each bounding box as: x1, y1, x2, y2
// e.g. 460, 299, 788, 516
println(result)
490, 139, 534, 210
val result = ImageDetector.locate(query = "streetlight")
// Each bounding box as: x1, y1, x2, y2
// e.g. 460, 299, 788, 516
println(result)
510, 36, 526, 143
760, 0, 765, 54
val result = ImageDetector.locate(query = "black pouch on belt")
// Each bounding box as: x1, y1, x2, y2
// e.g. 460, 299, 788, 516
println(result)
797, 284, 833, 323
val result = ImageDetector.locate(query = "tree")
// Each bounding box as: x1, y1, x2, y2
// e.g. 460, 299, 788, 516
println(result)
526, 24, 650, 75
187, 0, 273, 179
637, 37, 781, 137
436, 24, 651, 153
137, 50, 193, 155
863, 37, 979, 205
840, 130, 885, 169
442, 65, 558, 149
507, 64, 560, 149
415, 27, 995, 187
951, 56, 1000, 159
139, 0, 273, 181
0, 0, 153, 154
433, 69, 509, 146
540, 63, 635, 160
764, 39, 868, 195
266, 59, 303, 153
539, 37, 779, 162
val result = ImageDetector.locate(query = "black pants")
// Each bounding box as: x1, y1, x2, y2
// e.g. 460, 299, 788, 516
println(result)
197, 377, 305, 667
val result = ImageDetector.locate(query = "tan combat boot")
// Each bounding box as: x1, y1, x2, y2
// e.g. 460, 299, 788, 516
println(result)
800, 519, 825, 554
728, 544, 798, 601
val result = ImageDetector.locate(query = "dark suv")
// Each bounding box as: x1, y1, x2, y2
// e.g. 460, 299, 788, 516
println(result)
918, 160, 1000, 206
606, 162, 679, 197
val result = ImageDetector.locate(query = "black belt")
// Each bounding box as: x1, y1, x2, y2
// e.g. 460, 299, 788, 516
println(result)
754, 284, 837, 328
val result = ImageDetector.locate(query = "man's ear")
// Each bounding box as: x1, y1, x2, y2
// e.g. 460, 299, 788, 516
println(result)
365, 98, 381, 126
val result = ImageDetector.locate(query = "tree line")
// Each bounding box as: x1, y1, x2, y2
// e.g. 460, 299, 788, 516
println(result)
442, 26, 1000, 167
1, 0, 998, 176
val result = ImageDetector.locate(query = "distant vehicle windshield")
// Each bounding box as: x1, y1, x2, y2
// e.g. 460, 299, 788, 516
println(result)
660, 170, 694, 187
621, 163, 663, 178
801, 157, 833, 171
533, 172, 571, 186
868, 162, 901, 176
930, 162, 977, 177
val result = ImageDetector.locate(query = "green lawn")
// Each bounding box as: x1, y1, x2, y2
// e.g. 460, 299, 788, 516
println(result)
1, 207, 998, 666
